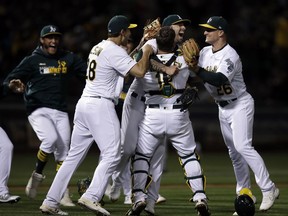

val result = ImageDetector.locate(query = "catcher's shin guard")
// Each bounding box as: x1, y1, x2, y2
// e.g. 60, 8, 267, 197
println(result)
131, 152, 151, 199
178, 151, 206, 196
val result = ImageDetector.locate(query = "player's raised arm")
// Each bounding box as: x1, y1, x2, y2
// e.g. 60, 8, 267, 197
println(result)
150, 58, 179, 76
128, 44, 154, 78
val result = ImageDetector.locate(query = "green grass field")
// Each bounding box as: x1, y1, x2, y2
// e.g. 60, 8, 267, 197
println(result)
1, 150, 287, 216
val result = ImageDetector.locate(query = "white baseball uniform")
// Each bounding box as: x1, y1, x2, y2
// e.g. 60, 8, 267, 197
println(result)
42, 39, 138, 208
110, 38, 166, 203
198, 44, 276, 194
111, 77, 145, 186
28, 107, 71, 162
132, 52, 208, 204
112, 77, 166, 202
0, 127, 14, 196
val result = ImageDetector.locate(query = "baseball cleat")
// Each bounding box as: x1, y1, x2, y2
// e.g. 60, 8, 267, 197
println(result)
40, 204, 68, 215
78, 196, 110, 216
60, 188, 75, 207
156, 194, 166, 204
0, 194, 21, 203
195, 199, 211, 216
124, 195, 132, 205
259, 187, 280, 211
126, 200, 146, 216
25, 170, 45, 199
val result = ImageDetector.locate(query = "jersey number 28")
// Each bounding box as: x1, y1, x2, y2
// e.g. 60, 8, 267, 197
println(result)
86, 59, 96, 81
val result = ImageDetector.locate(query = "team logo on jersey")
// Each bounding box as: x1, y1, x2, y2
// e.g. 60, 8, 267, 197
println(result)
225, 58, 234, 73
39, 61, 67, 74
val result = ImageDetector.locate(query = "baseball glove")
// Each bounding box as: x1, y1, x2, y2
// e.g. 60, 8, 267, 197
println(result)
143, 17, 161, 40
77, 177, 91, 196
181, 38, 200, 69
176, 86, 199, 112
76, 176, 106, 206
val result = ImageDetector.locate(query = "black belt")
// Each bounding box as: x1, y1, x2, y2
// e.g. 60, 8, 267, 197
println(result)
147, 104, 182, 109
84, 96, 114, 103
147, 89, 185, 96
88, 96, 101, 98
131, 92, 145, 102
217, 98, 237, 107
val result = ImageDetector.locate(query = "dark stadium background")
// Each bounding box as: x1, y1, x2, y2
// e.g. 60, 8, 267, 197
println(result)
1, 0, 288, 151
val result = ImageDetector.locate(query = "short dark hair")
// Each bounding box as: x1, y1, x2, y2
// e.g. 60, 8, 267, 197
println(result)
156, 26, 175, 52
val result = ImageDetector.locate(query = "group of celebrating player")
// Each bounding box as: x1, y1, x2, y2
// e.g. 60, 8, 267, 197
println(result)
0, 13, 279, 216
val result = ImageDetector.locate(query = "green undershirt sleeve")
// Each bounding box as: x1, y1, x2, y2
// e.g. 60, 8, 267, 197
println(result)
197, 67, 229, 87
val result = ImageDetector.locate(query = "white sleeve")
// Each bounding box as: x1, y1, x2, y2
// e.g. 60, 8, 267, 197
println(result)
144, 39, 157, 54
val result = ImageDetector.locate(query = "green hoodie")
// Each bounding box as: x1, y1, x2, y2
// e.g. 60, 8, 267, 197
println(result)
4, 46, 87, 115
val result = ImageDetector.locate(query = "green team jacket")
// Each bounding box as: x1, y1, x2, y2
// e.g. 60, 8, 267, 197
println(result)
3, 46, 87, 115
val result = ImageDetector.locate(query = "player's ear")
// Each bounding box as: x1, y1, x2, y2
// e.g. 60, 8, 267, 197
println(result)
120, 29, 127, 35
218, 30, 225, 37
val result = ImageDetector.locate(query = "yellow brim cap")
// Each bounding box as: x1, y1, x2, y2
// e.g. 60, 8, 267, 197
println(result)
199, 24, 217, 30
128, 24, 137, 29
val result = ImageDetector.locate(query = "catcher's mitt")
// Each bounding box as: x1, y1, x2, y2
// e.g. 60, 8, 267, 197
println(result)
143, 17, 161, 40
77, 177, 91, 196
181, 38, 200, 69
176, 86, 199, 112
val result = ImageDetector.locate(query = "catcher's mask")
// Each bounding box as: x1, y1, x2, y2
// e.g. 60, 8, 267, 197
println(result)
234, 194, 255, 216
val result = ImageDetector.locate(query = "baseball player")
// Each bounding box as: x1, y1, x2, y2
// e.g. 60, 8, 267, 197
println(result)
143, 14, 195, 213
0, 83, 21, 204
108, 38, 140, 205
127, 26, 210, 216
109, 15, 192, 212
108, 20, 172, 206
109, 76, 168, 207
40, 15, 158, 216
3, 25, 87, 206
195, 16, 279, 215
0, 127, 20, 204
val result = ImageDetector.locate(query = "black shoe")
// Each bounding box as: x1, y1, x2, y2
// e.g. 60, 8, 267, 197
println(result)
126, 201, 146, 216
195, 199, 211, 216
0, 194, 21, 204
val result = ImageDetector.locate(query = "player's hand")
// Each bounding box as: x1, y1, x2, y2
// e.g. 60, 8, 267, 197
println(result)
164, 65, 179, 76
9, 79, 25, 93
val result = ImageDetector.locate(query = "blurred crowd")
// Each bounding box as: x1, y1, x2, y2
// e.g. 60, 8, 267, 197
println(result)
1, 0, 287, 105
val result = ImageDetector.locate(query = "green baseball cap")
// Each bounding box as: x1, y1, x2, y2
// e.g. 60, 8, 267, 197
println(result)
162, 14, 191, 27
108, 15, 137, 34
40, 25, 62, 38
199, 16, 228, 32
